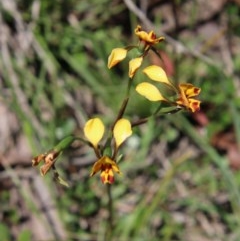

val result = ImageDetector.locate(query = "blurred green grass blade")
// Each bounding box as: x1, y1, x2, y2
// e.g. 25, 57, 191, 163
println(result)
118, 113, 240, 239
168, 114, 240, 214
60, 51, 106, 97
117, 152, 190, 240
229, 101, 240, 149
33, 33, 60, 77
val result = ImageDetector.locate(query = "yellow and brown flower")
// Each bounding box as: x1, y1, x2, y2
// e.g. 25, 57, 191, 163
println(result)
176, 83, 201, 112
136, 65, 201, 112
90, 156, 121, 184
84, 117, 132, 183
135, 25, 165, 50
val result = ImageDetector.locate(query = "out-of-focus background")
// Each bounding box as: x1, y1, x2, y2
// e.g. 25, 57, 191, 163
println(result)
0, 0, 240, 240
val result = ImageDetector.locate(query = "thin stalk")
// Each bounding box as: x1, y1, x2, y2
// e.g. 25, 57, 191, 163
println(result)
111, 76, 132, 129
111, 97, 130, 131
105, 184, 114, 241
131, 107, 181, 127
104, 77, 132, 153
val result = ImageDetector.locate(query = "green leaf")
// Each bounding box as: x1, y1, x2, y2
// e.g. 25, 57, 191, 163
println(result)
54, 135, 76, 152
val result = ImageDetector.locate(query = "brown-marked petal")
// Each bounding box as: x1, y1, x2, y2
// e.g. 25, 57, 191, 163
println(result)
188, 99, 201, 112
179, 83, 201, 98
176, 83, 201, 112
90, 156, 121, 184
134, 25, 165, 44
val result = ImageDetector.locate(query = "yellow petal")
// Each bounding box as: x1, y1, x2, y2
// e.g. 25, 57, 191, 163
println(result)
179, 83, 201, 98
90, 156, 121, 183
113, 118, 132, 148
136, 82, 166, 101
134, 25, 164, 44
143, 65, 172, 86
108, 48, 128, 69
90, 158, 103, 176
104, 156, 121, 173
188, 99, 201, 112
129, 57, 143, 78
84, 118, 105, 147
101, 169, 115, 184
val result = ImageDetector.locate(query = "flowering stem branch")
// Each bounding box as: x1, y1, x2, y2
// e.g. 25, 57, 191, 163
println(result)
110, 76, 132, 133
105, 184, 114, 241
93, 146, 102, 159
131, 107, 182, 127
131, 117, 148, 127
112, 97, 129, 128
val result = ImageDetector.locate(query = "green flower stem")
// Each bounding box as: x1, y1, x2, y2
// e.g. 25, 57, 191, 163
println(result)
151, 46, 163, 60
111, 97, 130, 130
93, 146, 102, 159
53, 135, 103, 161
54, 135, 76, 152
112, 75, 132, 127
131, 107, 181, 128
69, 136, 102, 159
105, 184, 114, 241
54, 135, 88, 152
111, 143, 119, 161
108, 77, 132, 138
104, 77, 132, 155
103, 76, 134, 239
131, 117, 148, 127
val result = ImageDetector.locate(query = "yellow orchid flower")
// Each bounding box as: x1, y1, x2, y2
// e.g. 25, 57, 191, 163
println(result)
129, 57, 143, 78
84, 118, 105, 148
113, 118, 132, 149
138, 66, 201, 112
90, 156, 121, 184
135, 25, 164, 47
176, 84, 201, 112
108, 48, 128, 69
